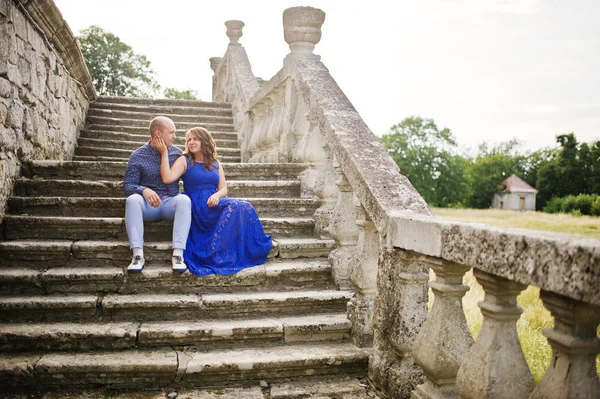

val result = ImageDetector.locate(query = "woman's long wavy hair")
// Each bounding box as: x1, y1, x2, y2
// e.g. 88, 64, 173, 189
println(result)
183, 127, 219, 170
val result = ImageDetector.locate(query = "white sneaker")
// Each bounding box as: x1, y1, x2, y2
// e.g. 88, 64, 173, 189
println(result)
172, 255, 187, 272
127, 255, 145, 272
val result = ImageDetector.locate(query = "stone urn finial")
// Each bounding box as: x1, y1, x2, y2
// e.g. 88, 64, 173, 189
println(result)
209, 57, 222, 72
225, 20, 244, 45
283, 6, 325, 60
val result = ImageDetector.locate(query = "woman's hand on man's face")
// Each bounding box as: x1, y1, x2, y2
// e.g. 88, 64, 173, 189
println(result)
151, 137, 168, 154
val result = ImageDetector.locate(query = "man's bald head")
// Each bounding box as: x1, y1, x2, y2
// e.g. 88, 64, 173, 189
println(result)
149, 116, 177, 148
149, 116, 174, 137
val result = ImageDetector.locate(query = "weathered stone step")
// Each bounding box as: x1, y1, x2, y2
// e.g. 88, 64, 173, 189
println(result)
74, 145, 241, 161
0, 290, 352, 322
88, 108, 234, 124
0, 258, 334, 295
21, 160, 308, 181
0, 343, 368, 391
0, 238, 335, 268
79, 131, 238, 148
14, 179, 301, 198
88, 118, 235, 133
8, 196, 320, 218
0, 314, 349, 352
3, 216, 315, 240
0, 377, 378, 398
93, 95, 232, 108
89, 101, 234, 117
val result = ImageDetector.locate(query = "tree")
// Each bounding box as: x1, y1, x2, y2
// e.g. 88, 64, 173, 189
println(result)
465, 139, 532, 208
536, 133, 600, 208
163, 87, 199, 100
77, 25, 160, 97
381, 116, 469, 207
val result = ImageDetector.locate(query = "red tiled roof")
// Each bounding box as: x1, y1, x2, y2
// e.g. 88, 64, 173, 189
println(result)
501, 174, 538, 193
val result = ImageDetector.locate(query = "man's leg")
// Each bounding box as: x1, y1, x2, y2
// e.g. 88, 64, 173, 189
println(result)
160, 194, 192, 271
125, 194, 161, 271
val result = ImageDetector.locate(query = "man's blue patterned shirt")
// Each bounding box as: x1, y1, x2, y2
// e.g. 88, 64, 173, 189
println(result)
123, 143, 183, 198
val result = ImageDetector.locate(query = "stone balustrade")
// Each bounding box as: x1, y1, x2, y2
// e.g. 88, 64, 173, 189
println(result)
211, 6, 600, 398
0, 0, 95, 222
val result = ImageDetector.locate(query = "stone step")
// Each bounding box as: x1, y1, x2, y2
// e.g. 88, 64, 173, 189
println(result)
21, 160, 308, 181
79, 131, 238, 147
14, 179, 301, 198
88, 108, 234, 124
89, 101, 234, 117
3, 216, 315, 240
0, 290, 352, 322
0, 343, 368, 391
88, 118, 235, 133
8, 196, 320, 218
74, 145, 241, 160
0, 314, 349, 352
0, 377, 379, 398
92, 95, 232, 108
0, 238, 335, 268
0, 258, 334, 295
89, 123, 235, 135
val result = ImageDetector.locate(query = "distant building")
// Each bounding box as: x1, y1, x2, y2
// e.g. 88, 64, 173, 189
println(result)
492, 174, 538, 211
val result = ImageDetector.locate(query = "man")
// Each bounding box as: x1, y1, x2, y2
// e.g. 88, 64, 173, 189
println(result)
123, 116, 191, 272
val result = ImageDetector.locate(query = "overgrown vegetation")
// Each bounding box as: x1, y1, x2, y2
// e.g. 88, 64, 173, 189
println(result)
381, 117, 600, 211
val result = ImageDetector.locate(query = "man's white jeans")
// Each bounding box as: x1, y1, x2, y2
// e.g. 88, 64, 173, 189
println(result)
125, 193, 191, 250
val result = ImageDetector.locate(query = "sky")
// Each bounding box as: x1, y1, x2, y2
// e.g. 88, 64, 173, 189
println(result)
53, 0, 600, 152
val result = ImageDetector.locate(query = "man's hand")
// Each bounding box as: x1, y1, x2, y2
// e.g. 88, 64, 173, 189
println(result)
142, 188, 162, 208
207, 194, 219, 208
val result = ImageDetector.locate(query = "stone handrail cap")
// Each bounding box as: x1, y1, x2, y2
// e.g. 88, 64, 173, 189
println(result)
225, 20, 244, 44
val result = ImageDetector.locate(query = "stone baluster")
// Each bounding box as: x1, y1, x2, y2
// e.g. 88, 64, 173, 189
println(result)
370, 249, 429, 398
328, 158, 358, 289
257, 97, 274, 162
248, 103, 266, 161
529, 291, 600, 399
347, 199, 379, 347
283, 6, 325, 62
456, 269, 535, 399
412, 258, 473, 399
209, 57, 222, 101
225, 20, 244, 46
267, 87, 285, 163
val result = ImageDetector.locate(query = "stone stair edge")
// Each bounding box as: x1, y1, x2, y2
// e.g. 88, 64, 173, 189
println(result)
0, 313, 351, 352
88, 108, 235, 120
0, 342, 369, 391
93, 96, 232, 108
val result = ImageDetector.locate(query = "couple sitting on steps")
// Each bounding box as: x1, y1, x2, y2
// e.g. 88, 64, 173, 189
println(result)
123, 116, 273, 276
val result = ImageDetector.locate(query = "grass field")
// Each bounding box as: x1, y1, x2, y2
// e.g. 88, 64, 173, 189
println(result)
432, 207, 600, 239
428, 208, 600, 383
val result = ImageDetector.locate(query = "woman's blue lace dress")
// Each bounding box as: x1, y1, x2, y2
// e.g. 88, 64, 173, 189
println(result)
182, 158, 272, 276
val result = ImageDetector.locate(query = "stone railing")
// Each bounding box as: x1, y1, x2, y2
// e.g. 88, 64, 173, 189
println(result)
210, 6, 600, 399
0, 0, 95, 222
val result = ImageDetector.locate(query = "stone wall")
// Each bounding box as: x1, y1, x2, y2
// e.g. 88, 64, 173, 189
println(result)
0, 0, 95, 222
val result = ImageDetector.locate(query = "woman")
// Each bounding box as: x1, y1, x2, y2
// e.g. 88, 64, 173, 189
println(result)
153, 127, 272, 276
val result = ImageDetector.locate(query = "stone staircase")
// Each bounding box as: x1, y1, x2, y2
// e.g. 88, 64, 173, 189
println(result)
0, 96, 374, 397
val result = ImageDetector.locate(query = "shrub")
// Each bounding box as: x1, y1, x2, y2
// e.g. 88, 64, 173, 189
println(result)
561, 195, 578, 213
543, 197, 563, 214
574, 194, 596, 215
591, 197, 600, 216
